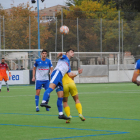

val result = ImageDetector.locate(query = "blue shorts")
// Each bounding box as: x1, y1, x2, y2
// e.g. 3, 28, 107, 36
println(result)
50, 70, 63, 92
35, 80, 50, 90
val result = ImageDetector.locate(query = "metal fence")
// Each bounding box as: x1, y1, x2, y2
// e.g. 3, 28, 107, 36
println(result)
0, 13, 140, 66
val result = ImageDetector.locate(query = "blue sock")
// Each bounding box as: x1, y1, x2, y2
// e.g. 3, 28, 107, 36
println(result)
42, 88, 53, 102
57, 97, 63, 113
46, 96, 50, 104
35, 95, 39, 107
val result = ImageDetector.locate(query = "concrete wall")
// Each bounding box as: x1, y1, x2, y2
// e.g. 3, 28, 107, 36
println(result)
73, 70, 140, 83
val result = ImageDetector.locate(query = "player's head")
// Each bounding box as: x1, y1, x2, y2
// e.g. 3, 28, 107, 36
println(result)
66, 49, 74, 59
41, 49, 47, 59
1, 58, 5, 63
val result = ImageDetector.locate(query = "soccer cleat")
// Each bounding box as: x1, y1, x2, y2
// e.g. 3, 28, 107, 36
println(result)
40, 103, 51, 108
79, 114, 86, 121
66, 115, 72, 123
58, 114, 70, 120
36, 108, 40, 112
7, 88, 9, 92
46, 107, 50, 111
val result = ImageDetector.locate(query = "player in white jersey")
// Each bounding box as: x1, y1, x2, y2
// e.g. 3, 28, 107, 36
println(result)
40, 49, 83, 120
32, 49, 53, 112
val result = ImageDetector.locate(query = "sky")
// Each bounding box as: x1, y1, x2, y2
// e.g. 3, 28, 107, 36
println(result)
0, 0, 67, 10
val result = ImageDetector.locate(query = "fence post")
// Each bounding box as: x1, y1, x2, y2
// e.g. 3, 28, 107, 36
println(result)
55, 17, 57, 65
100, 18, 102, 64
118, 11, 120, 54
77, 17, 79, 58
122, 19, 123, 64
61, 8, 63, 52
29, 16, 31, 50
3, 16, 5, 56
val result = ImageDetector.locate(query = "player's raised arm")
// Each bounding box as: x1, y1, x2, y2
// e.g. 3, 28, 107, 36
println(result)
57, 52, 63, 58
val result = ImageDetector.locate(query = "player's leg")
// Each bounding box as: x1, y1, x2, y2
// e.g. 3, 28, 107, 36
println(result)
0, 77, 2, 92
40, 70, 61, 108
63, 84, 70, 116
63, 84, 72, 123
5, 81, 9, 92
56, 88, 70, 120
35, 89, 41, 112
35, 80, 42, 112
43, 80, 50, 111
70, 83, 85, 121
40, 83, 55, 108
4, 75, 9, 92
63, 97, 72, 123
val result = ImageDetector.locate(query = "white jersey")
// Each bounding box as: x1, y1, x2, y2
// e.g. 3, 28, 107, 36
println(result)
54, 55, 71, 76
34, 58, 53, 81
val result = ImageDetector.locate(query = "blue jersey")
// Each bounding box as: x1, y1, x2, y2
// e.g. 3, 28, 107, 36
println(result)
34, 58, 53, 81
135, 59, 140, 70
54, 55, 71, 76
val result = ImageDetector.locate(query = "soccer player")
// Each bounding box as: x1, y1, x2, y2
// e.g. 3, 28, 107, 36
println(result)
40, 49, 82, 120
0, 58, 11, 92
132, 59, 140, 85
62, 73, 85, 123
32, 49, 53, 112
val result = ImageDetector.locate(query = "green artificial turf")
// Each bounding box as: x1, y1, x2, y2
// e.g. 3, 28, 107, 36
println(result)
0, 83, 140, 140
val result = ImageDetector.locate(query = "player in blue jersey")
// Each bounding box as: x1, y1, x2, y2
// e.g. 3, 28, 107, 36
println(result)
132, 59, 140, 85
40, 49, 83, 120
32, 49, 53, 112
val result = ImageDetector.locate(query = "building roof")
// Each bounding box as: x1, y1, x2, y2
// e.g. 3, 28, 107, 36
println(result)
34, 4, 69, 17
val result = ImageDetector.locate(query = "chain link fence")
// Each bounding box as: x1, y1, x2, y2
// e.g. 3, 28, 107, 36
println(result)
0, 14, 140, 69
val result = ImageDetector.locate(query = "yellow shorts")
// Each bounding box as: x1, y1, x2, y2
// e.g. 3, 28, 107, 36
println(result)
63, 82, 78, 97
0, 74, 9, 81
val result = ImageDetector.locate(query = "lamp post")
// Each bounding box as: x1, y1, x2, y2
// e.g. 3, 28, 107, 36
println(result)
31, 0, 45, 57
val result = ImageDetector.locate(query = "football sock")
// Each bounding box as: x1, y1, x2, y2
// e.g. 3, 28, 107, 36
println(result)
42, 87, 53, 103
0, 81, 2, 89
57, 97, 63, 114
64, 106, 70, 117
35, 95, 39, 107
46, 95, 50, 104
75, 103, 82, 114
5, 81, 9, 89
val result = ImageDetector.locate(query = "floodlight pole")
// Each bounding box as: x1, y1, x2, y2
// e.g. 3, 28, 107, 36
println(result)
61, 8, 63, 52
37, 0, 41, 57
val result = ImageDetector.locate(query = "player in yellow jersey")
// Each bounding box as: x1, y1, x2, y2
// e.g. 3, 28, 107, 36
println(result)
62, 70, 85, 123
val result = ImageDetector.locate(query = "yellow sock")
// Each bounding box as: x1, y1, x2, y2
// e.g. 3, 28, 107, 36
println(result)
64, 106, 70, 117
75, 103, 82, 114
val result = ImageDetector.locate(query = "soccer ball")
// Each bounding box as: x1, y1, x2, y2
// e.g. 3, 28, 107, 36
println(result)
60, 25, 69, 34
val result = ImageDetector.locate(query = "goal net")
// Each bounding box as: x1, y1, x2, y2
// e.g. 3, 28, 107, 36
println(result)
49, 52, 135, 83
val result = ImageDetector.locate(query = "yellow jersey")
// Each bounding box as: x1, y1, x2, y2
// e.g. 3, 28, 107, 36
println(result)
62, 73, 74, 85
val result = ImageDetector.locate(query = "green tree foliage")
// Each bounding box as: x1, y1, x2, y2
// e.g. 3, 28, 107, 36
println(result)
55, 0, 120, 52
0, 3, 52, 49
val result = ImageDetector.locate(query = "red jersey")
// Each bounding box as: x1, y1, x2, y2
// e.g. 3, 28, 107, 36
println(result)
0, 63, 8, 75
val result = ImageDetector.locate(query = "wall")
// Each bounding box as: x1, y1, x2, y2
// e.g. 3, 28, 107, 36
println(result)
74, 70, 139, 83
2, 70, 30, 85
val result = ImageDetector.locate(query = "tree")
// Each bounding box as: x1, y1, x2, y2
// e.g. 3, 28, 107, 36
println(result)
66, 0, 83, 6
1, 3, 52, 49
